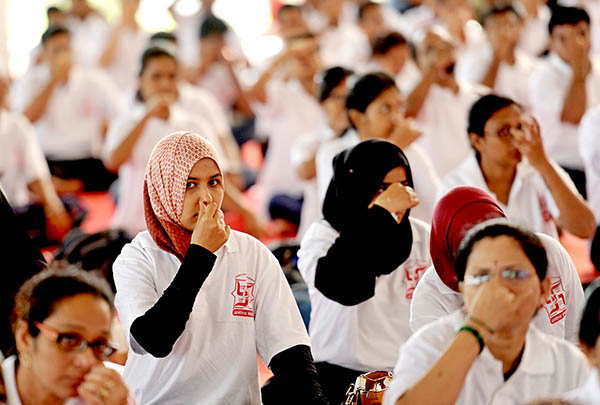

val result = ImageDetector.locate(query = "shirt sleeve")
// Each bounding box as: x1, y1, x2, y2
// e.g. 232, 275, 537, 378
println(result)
542, 234, 585, 343
102, 110, 143, 163
14, 114, 51, 184
383, 321, 452, 405
254, 240, 311, 366
409, 267, 462, 333
113, 242, 216, 357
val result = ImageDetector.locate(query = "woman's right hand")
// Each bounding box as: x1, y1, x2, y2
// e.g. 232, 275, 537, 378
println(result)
370, 183, 419, 222
191, 201, 230, 252
77, 365, 129, 405
145, 95, 172, 121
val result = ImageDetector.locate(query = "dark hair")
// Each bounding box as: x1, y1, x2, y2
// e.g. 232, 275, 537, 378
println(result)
346, 72, 396, 114
47, 6, 62, 16
136, 46, 177, 102
138, 45, 177, 77
278, 4, 301, 19
358, 1, 380, 21
579, 280, 600, 348
481, 4, 521, 26
548, 6, 590, 34
149, 31, 177, 45
372, 32, 407, 56
41, 25, 69, 45
319, 66, 353, 102
467, 94, 517, 137
12, 266, 114, 338
455, 220, 548, 283
200, 14, 229, 39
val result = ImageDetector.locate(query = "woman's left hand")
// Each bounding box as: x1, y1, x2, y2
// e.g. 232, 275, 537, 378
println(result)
77, 365, 129, 405
511, 116, 549, 170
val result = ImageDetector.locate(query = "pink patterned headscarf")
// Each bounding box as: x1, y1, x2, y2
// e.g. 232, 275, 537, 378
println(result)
143, 131, 222, 261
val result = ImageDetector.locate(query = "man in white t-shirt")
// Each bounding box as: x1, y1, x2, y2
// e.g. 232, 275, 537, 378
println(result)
405, 27, 487, 176
438, 94, 596, 239
0, 75, 71, 244
316, 72, 440, 223
11, 25, 124, 191
530, 6, 600, 197
461, 5, 538, 108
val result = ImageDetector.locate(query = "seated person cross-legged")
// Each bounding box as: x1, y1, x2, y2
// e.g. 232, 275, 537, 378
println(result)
384, 220, 590, 405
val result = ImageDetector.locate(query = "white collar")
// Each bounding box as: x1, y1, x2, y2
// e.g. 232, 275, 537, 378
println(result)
548, 52, 575, 76
2, 355, 23, 405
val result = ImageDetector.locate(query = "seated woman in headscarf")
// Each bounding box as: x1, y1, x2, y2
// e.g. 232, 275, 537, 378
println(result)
297, 139, 432, 404
409, 186, 584, 341
384, 221, 590, 405
112, 132, 326, 404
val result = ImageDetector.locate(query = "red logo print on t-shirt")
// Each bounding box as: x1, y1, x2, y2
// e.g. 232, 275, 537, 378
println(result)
543, 277, 567, 324
231, 274, 255, 318
538, 193, 553, 223
404, 262, 429, 300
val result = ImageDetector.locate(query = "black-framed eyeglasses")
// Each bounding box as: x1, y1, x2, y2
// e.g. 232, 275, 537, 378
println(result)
35, 322, 117, 361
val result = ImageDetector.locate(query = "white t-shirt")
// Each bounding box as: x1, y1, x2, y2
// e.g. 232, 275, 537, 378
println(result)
383, 311, 590, 405
562, 368, 600, 404
409, 231, 585, 342
297, 217, 432, 372
414, 81, 487, 176
103, 27, 149, 93
0, 110, 50, 207
517, 5, 551, 57
11, 65, 125, 160
319, 23, 371, 70
2, 355, 86, 405
103, 103, 222, 237
438, 153, 579, 239
579, 105, 600, 222
65, 14, 112, 68
256, 79, 327, 202
290, 126, 336, 239
315, 130, 440, 224
460, 48, 538, 108
529, 53, 600, 170
113, 230, 310, 404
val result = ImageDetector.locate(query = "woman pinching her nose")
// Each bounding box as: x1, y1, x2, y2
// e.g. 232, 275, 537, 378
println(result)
113, 132, 326, 404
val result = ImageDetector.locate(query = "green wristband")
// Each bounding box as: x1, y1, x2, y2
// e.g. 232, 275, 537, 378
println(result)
458, 325, 484, 353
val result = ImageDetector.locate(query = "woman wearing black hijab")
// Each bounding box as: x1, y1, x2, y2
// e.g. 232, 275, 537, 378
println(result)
297, 139, 433, 404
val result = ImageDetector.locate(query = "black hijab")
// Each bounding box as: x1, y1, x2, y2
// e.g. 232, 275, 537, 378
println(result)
322, 139, 414, 266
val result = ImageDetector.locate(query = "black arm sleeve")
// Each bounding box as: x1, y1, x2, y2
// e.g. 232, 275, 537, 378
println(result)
315, 205, 407, 306
130, 244, 216, 358
261, 345, 329, 405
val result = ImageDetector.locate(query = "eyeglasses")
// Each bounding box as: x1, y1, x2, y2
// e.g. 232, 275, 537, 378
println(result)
35, 322, 117, 361
463, 269, 532, 286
